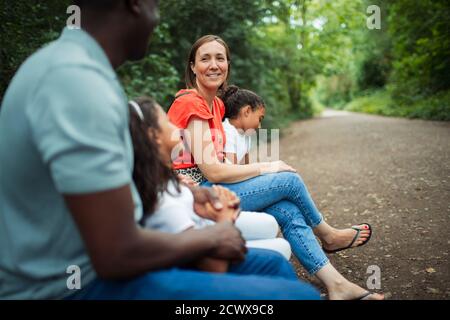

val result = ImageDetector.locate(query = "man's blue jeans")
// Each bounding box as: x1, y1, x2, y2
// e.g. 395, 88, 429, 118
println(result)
65, 248, 320, 300
202, 172, 329, 274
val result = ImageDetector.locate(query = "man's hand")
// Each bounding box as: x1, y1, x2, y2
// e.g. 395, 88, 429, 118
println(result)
204, 221, 247, 262
64, 185, 245, 279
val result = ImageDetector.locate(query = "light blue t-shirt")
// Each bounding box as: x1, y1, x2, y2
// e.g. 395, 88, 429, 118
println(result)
0, 28, 143, 299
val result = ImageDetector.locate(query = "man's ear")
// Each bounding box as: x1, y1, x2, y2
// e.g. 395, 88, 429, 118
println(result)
125, 0, 141, 15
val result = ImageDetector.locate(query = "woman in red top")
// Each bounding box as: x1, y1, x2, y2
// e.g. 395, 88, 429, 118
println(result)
168, 35, 383, 300
168, 87, 227, 180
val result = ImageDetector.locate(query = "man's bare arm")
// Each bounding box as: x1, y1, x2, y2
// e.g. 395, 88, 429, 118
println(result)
64, 184, 246, 279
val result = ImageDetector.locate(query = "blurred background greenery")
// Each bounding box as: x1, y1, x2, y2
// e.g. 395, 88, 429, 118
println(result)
1, 0, 449, 128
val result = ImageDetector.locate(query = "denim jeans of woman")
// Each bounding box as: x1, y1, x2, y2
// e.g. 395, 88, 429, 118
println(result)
201, 171, 329, 274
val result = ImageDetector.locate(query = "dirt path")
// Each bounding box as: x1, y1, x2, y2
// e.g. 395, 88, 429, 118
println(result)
280, 109, 450, 299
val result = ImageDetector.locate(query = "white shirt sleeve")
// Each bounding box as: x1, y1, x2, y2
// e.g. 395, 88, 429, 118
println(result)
223, 118, 237, 154
144, 184, 196, 233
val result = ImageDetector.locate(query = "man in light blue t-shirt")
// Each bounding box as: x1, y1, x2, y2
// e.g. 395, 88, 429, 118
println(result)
0, 1, 159, 299
0, 0, 319, 300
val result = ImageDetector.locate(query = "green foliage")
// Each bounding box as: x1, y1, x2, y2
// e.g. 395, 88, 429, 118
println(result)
154, 0, 266, 92
1, 1, 70, 98
405, 91, 450, 121
318, 0, 449, 121
345, 90, 393, 115
2, 0, 449, 122
344, 89, 450, 121
355, 0, 391, 91
315, 75, 354, 109
388, 0, 450, 105
118, 53, 179, 110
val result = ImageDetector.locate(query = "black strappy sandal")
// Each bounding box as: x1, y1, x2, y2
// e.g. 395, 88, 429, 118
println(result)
322, 290, 383, 300
353, 291, 383, 300
323, 223, 372, 254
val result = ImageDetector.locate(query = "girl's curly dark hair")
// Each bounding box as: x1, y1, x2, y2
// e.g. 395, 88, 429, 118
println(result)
220, 85, 265, 119
128, 96, 180, 224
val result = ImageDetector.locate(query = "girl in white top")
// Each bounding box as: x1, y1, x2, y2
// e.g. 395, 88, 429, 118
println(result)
128, 97, 291, 273
221, 85, 265, 165
222, 118, 252, 165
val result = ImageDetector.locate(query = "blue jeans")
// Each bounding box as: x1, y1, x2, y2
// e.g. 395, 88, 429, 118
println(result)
65, 248, 320, 300
201, 172, 329, 274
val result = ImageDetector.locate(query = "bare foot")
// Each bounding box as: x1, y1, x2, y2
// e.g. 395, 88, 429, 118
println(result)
328, 280, 384, 300
322, 224, 371, 252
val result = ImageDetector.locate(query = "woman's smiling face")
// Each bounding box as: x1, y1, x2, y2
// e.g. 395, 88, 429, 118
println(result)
191, 40, 229, 92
